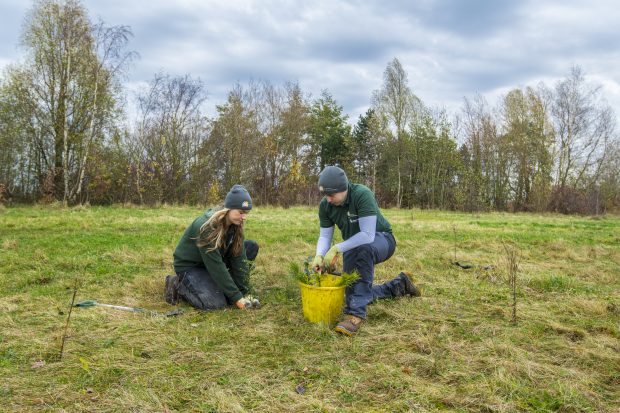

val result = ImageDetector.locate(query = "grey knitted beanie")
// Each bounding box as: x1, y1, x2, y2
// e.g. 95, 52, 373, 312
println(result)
224, 185, 252, 210
318, 166, 348, 195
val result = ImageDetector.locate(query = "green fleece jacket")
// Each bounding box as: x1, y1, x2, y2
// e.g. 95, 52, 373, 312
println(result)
173, 209, 249, 303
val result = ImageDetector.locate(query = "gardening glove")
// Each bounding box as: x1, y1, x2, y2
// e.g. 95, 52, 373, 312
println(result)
323, 245, 341, 273
235, 297, 252, 309
311, 255, 324, 273
235, 295, 261, 309
244, 294, 261, 309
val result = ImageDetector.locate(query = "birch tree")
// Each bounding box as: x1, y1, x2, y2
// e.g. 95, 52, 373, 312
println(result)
372, 57, 422, 207
551, 66, 614, 190
5, 0, 132, 204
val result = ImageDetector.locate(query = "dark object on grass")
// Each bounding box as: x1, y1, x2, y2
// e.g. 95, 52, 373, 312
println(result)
453, 261, 496, 271
165, 309, 185, 317
164, 274, 179, 305
453, 261, 474, 269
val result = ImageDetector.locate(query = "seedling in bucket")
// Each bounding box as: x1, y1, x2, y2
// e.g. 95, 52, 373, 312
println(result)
290, 258, 359, 326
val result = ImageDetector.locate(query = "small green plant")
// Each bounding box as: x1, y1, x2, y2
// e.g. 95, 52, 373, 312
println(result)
337, 271, 361, 288
289, 262, 310, 285
289, 258, 359, 288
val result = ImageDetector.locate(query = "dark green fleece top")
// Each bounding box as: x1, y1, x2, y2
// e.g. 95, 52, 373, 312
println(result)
319, 183, 391, 240
173, 209, 249, 303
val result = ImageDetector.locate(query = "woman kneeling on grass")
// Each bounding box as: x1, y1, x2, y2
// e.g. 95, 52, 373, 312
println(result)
165, 185, 260, 310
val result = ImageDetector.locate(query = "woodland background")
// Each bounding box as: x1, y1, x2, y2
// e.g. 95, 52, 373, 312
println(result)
1, 0, 619, 214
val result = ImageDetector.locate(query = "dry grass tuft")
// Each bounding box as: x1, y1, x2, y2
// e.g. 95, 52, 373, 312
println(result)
547, 322, 588, 342
2, 238, 18, 250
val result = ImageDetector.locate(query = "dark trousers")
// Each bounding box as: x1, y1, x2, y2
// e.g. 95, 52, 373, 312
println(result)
176, 240, 259, 310
342, 232, 397, 319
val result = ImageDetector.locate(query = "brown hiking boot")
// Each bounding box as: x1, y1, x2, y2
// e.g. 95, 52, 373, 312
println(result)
334, 315, 364, 336
164, 275, 179, 305
393, 272, 422, 297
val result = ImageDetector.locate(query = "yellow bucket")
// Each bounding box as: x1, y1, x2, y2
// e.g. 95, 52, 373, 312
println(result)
299, 275, 346, 326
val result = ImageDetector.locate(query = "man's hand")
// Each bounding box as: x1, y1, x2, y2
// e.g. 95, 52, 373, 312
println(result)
311, 255, 324, 273
323, 245, 341, 272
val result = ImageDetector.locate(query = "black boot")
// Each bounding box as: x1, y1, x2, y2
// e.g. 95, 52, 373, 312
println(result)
164, 275, 179, 305
389, 272, 421, 298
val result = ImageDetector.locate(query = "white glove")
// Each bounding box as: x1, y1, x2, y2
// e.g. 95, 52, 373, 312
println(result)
244, 295, 261, 309
235, 295, 261, 309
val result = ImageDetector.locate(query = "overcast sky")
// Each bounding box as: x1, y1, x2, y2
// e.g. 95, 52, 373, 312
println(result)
1, 0, 619, 123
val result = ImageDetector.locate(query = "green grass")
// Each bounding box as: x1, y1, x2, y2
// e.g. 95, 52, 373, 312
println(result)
1, 205, 619, 412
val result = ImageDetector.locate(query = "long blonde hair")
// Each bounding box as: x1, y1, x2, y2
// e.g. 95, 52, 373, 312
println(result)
196, 207, 244, 256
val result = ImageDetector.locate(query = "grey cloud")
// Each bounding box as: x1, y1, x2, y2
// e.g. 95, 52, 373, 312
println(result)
421, 0, 525, 37
353, 0, 525, 37
0, 4, 29, 56
1, 0, 619, 122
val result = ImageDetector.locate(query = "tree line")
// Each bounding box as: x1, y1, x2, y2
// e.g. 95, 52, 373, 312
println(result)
1, 0, 619, 213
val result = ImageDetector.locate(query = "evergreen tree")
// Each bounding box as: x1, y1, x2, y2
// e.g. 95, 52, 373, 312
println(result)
307, 90, 352, 173
351, 109, 384, 191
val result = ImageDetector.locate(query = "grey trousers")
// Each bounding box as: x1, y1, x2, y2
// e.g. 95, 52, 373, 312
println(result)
176, 240, 258, 310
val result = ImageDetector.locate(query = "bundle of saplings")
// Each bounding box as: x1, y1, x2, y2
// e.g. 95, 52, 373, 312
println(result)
290, 257, 359, 288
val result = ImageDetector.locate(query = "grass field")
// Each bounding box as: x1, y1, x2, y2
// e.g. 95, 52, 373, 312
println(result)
0, 205, 619, 412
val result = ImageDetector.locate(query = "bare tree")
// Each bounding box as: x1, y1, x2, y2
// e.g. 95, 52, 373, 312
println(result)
252, 81, 310, 204
133, 73, 208, 203
459, 94, 501, 211
277, 82, 311, 205
597, 139, 620, 212
205, 83, 261, 197
552, 66, 614, 191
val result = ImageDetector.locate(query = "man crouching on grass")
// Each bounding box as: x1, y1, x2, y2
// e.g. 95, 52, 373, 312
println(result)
311, 166, 421, 336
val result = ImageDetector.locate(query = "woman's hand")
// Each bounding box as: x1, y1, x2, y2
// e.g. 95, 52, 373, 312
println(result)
235, 295, 261, 309
235, 298, 251, 309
